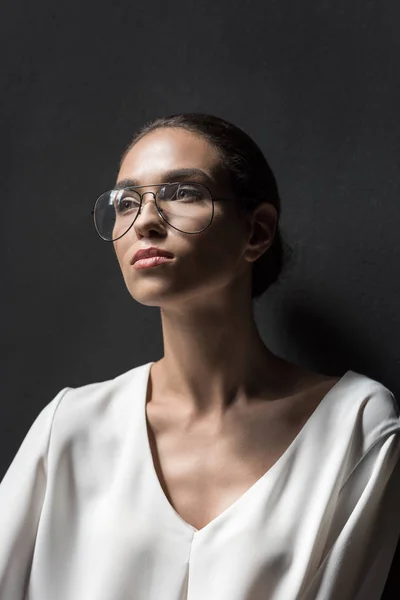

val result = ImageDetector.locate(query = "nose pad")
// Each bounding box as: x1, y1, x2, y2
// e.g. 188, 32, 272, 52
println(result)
137, 191, 165, 220
139, 191, 158, 212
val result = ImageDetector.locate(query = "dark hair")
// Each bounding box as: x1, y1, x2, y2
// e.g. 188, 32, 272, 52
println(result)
120, 113, 294, 301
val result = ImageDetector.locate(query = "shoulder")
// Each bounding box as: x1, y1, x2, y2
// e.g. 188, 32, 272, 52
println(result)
297, 367, 398, 426
319, 369, 400, 456
46, 361, 153, 443
346, 370, 400, 449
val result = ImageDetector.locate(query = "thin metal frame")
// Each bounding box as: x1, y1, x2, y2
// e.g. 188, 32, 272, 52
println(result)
91, 181, 259, 242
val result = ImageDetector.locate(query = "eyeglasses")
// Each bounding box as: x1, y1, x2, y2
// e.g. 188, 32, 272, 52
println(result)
91, 181, 257, 241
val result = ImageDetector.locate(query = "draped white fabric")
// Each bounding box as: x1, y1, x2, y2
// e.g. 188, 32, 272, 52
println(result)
1, 362, 399, 600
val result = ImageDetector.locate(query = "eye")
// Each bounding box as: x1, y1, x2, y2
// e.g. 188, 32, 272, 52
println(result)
115, 192, 140, 214
176, 184, 203, 201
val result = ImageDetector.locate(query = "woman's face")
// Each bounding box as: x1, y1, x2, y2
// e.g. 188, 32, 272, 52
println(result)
113, 127, 256, 309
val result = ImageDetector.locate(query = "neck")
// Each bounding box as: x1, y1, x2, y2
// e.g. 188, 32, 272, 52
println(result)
150, 290, 298, 418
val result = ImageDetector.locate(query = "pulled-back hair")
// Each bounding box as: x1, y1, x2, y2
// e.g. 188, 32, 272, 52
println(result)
120, 113, 294, 301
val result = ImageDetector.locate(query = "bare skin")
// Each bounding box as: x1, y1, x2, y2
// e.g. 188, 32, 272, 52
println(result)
113, 127, 341, 531
146, 365, 340, 531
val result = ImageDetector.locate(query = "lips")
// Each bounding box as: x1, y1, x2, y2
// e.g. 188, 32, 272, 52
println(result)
131, 246, 174, 264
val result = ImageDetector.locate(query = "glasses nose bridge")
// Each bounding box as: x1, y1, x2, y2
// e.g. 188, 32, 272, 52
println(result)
139, 190, 158, 208
138, 189, 159, 212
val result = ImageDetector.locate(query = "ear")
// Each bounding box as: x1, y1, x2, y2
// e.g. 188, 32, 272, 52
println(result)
244, 203, 278, 264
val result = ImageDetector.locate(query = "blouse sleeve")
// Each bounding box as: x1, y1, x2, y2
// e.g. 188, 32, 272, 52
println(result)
301, 430, 400, 600
0, 388, 68, 600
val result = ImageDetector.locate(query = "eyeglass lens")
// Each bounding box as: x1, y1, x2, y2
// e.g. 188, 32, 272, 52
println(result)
93, 182, 214, 240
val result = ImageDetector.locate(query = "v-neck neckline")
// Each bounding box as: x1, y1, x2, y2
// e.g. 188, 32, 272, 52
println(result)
139, 361, 354, 536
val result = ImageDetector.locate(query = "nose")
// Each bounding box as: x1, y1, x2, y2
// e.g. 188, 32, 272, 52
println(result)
132, 190, 166, 234
137, 190, 163, 216
140, 190, 157, 204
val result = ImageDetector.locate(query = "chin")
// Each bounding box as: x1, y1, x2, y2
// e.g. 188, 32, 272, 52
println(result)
125, 281, 177, 308
128, 282, 204, 310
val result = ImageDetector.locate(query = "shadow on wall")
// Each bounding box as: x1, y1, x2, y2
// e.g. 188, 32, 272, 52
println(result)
270, 300, 400, 406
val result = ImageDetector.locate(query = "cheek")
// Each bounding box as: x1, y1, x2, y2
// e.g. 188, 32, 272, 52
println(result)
113, 239, 130, 272
204, 214, 246, 265
191, 223, 246, 284
113, 241, 121, 265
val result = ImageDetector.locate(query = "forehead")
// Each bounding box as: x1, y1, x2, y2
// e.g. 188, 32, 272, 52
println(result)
117, 127, 224, 186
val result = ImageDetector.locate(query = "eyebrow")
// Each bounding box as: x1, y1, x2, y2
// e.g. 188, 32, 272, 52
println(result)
115, 168, 215, 189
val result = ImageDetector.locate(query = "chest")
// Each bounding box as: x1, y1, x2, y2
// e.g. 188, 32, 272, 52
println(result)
145, 379, 338, 531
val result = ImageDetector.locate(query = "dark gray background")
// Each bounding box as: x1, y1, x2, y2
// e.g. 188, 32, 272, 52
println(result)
2, 1, 399, 594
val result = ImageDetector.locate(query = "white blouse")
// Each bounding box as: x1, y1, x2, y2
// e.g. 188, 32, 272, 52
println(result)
1, 361, 400, 600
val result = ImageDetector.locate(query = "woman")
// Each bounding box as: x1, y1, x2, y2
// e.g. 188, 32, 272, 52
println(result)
1, 113, 400, 599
